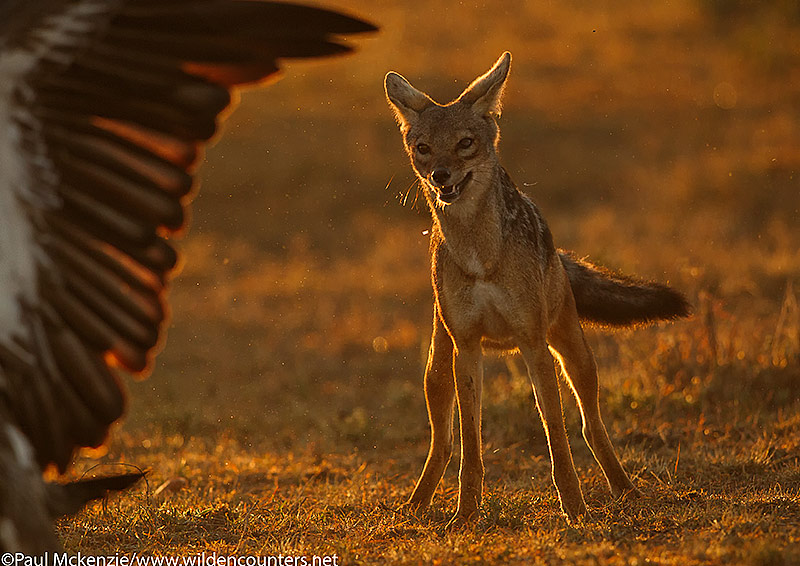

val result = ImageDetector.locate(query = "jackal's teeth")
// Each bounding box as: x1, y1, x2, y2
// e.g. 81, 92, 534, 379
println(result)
434, 171, 472, 205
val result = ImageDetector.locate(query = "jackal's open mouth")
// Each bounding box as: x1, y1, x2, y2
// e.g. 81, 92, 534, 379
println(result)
436, 172, 472, 204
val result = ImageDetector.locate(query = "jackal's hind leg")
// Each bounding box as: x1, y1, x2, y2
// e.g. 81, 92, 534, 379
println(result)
548, 292, 637, 499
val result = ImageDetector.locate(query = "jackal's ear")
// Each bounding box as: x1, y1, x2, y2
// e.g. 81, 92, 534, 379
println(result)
385, 72, 434, 128
458, 52, 511, 119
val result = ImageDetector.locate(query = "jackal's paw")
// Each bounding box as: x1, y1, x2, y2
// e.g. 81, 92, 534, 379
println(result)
560, 499, 588, 525
402, 496, 431, 514
618, 485, 641, 501
445, 508, 478, 530
610, 478, 640, 501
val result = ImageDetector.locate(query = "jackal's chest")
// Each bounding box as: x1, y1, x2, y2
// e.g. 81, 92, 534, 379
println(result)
442, 277, 518, 343
472, 280, 514, 337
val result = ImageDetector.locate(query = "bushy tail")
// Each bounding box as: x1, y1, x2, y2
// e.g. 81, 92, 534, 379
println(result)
559, 251, 692, 327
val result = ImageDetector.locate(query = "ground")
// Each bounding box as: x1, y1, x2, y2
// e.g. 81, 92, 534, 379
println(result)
56, 1, 799, 563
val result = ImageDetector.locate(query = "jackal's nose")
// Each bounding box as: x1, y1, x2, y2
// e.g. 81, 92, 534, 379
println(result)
431, 168, 451, 186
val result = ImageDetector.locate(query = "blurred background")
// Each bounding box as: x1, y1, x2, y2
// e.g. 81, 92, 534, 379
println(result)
99, 0, 798, 472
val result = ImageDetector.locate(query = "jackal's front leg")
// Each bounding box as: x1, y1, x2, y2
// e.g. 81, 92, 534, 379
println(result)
407, 308, 456, 510
450, 342, 484, 526
519, 341, 587, 522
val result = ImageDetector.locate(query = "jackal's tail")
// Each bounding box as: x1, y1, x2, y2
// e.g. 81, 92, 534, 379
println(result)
559, 251, 692, 327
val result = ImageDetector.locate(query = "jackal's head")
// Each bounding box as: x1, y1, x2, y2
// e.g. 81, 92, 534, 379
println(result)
385, 52, 511, 208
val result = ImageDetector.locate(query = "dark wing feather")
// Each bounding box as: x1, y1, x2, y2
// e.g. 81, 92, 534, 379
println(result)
0, 0, 375, 479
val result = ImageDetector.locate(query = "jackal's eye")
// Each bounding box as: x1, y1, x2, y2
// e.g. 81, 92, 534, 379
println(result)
416, 143, 431, 155
457, 137, 474, 149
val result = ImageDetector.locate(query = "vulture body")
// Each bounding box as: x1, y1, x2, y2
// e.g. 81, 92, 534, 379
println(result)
0, 0, 374, 551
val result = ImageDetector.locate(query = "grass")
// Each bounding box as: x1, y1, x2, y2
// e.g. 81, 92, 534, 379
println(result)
55, 0, 800, 563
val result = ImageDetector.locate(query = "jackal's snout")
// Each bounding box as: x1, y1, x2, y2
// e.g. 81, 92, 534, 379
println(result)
426, 169, 473, 205
430, 167, 451, 187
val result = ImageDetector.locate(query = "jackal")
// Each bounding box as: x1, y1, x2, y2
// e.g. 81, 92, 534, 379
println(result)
384, 52, 690, 526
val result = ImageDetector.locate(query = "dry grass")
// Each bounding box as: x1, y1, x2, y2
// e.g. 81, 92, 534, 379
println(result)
56, 1, 800, 563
